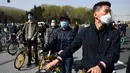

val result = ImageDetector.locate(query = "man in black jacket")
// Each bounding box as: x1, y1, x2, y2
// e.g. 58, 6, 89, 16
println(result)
44, 19, 60, 49
45, 1, 120, 73
126, 55, 130, 73
47, 15, 76, 73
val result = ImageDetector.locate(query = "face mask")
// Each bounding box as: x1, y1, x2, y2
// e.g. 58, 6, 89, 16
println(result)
100, 13, 112, 25
28, 15, 33, 20
60, 21, 69, 28
51, 23, 55, 27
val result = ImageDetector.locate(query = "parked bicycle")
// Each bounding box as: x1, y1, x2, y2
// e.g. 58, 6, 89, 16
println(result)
7, 33, 23, 55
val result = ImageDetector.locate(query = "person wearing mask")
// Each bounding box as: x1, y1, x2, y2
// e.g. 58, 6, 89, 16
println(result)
46, 15, 76, 73
20, 12, 39, 67
44, 19, 60, 50
45, 1, 120, 73
10, 23, 17, 42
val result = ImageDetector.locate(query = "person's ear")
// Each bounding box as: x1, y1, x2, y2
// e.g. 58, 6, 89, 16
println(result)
94, 12, 98, 19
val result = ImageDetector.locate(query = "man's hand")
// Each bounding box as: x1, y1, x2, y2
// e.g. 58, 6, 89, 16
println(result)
45, 59, 59, 71
87, 65, 102, 73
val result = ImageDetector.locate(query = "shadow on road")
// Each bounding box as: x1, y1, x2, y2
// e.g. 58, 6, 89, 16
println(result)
19, 65, 38, 71
72, 60, 83, 71
120, 47, 130, 52
73, 57, 78, 59
0, 50, 7, 53
124, 40, 130, 44
115, 64, 126, 70
0, 59, 14, 66
126, 37, 130, 39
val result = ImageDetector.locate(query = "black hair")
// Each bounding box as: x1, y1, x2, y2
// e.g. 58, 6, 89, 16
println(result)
51, 18, 57, 23
27, 12, 34, 16
93, 1, 111, 12
60, 14, 70, 22
117, 21, 121, 23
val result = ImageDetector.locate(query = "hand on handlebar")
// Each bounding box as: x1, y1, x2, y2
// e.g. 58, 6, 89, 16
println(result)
45, 59, 59, 71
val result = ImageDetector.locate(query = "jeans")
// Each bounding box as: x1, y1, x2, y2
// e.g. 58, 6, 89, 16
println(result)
60, 57, 73, 73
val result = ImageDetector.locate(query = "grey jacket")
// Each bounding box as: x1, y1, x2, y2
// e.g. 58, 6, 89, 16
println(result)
22, 21, 38, 41
44, 26, 59, 46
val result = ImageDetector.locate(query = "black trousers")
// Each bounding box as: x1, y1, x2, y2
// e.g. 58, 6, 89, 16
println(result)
126, 55, 130, 73
27, 39, 38, 64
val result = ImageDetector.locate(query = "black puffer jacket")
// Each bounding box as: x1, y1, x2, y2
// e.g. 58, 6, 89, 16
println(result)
59, 24, 120, 73
49, 27, 76, 55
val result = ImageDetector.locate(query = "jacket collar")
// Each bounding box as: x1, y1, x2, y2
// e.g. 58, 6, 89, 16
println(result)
61, 26, 71, 31
91, 24, 109, 36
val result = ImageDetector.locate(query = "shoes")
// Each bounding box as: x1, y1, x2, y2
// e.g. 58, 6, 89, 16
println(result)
34, 62, 39, 66
27, 63, 32, 67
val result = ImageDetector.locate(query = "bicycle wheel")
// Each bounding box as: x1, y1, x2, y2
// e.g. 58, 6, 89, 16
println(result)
120, 37, 125, 44
14, 51, 25, 70
38, 56, 45, 72
7, 42, 19, 55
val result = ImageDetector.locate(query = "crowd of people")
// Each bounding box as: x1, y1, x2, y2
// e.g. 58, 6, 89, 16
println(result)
0, 1, 130, 73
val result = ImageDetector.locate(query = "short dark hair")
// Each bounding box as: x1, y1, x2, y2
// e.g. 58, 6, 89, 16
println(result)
117, 21, 121, 23
27, 12, 34, 16
51, 18, 57, 22
93, 1, 111, 12
60, 14, 70, 22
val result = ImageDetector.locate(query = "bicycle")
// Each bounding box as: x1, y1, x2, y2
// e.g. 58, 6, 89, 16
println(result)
38, 51, 61, 73
14, 33, 44, 70
14, 43, 42, 70
7, 34, 22, 55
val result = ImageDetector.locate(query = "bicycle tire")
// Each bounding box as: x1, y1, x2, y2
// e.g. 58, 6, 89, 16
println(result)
14, 51, 25, 70
7, 42, 19, 55
38, 56, 45, 72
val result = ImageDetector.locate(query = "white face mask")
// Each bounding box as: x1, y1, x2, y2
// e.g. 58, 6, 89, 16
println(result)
51, 23, 55, 27
100, 13, 112, 25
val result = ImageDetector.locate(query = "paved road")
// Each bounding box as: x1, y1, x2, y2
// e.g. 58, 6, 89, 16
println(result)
0, 28, 130, 73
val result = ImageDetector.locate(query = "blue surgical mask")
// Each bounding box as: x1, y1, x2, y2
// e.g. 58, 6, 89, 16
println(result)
28, 15, 33, 20
60, 21, 69, 28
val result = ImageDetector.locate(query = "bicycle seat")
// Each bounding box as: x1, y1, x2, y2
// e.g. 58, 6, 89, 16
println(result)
73, 60, 83, 70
